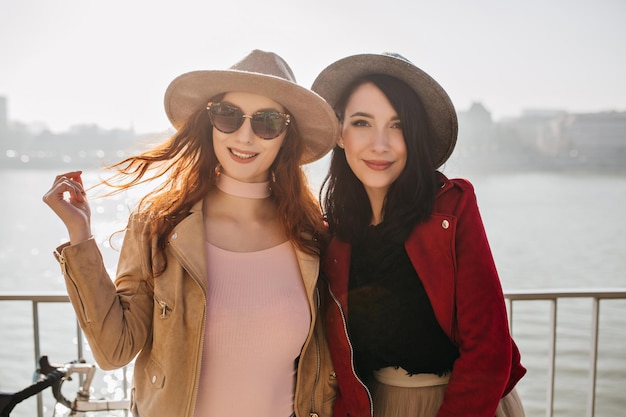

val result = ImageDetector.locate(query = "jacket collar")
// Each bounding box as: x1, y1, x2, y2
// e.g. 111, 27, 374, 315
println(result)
167, 199, 207, 292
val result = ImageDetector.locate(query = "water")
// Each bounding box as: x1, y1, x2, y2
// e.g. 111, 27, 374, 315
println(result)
1, 165, 625, 416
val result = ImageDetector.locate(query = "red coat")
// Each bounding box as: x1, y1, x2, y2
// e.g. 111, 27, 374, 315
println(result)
323, 174, 526, 417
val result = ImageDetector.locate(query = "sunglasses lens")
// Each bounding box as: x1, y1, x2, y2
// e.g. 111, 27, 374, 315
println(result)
251, 112, 288, 139
209, 104, 243, 133
207, 103, 289, 139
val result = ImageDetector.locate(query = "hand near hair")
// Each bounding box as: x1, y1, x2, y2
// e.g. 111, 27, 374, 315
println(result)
42, 171, 93, 245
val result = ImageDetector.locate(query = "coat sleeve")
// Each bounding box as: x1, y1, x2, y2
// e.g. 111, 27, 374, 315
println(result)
437, 180, 512, 417
55, 214, 154, 370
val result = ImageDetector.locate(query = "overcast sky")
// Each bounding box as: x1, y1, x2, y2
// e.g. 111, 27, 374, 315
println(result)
1, 0, 624, 134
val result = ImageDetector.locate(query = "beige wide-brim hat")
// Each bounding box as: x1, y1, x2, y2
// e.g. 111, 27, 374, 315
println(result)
311, 53, 458, 168
164, 49, 338, 164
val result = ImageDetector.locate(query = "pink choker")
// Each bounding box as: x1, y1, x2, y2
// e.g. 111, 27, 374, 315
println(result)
216, 174, 271, 199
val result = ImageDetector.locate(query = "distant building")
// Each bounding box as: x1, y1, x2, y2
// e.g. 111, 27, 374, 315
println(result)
500, 109, 568, 153
554, 111, 626, 166
459, 102, 493, 138
0, 96, 7, 130
495, 109, 626, 171
457, 102, 496, 154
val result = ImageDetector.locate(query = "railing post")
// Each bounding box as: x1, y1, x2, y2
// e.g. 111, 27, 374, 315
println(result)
587, 298, 600, 417
77, 320, 84, 359
547, 299, 557, 417
32, 301, 44, 417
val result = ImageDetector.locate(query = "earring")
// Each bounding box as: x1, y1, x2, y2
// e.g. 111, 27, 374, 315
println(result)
267, 170, 276, 194
214, 163, 221, 177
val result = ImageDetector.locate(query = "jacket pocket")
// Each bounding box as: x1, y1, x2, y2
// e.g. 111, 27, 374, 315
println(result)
144, 359, 166, 389
323, 370, 338, 410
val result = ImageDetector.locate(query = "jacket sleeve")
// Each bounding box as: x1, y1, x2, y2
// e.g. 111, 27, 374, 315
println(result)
437, 180, 512, 417
55, 214, 154, 370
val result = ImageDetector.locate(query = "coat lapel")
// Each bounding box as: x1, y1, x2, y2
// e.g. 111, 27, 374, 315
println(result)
168, 200, 207, 293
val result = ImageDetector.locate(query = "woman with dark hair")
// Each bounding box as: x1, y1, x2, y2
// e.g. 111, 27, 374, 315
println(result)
43, 50, 338, 417
313, 53, 526, 417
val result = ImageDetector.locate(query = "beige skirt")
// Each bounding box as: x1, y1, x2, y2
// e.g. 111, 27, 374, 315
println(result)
368, 367, 525, 417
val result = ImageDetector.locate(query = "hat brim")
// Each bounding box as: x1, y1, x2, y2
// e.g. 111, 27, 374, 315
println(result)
164, 70, 338, 164
311, 54, 457, 168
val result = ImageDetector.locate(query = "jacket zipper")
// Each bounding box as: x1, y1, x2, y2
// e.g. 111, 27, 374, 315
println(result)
191, 302, 206, 417
155, 299, 170, 318
55, 249, 67, 276
328, 285, 374, 417
166, 239, 207, 417
309, 287, 321, 417
55, 250, 91, 323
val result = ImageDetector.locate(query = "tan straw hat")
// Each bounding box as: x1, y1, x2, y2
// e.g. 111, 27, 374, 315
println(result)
164, 49, 338, 164
311, 53, 458, 168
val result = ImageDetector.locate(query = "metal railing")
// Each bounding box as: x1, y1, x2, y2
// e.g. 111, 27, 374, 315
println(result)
504, 288, 626, 417
0, 292, 92, 416
0, 292, 85, 371
2, 288, 625, 417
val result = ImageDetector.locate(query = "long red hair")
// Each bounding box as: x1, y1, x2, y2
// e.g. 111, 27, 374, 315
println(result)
102, 106, 327, 276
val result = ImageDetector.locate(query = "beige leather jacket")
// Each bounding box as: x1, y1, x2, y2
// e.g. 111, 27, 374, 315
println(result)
54, 200, 337, 417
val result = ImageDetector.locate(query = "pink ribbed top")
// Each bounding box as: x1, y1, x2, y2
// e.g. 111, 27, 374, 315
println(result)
193, 240, 310, 417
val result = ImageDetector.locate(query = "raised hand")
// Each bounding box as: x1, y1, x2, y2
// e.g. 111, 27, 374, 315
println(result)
42, 171, 93, 244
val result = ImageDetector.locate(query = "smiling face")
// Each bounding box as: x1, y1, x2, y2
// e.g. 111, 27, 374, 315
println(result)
212, 91, 287, 183
339, 82, 407, 201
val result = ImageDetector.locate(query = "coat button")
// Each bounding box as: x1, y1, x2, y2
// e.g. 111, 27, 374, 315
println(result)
442, 220, 450, 229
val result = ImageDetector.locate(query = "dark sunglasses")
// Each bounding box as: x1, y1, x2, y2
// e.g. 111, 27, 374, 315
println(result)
206, 102, 291, 140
